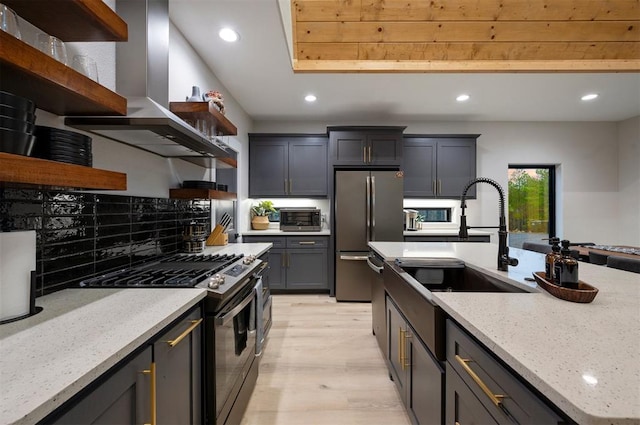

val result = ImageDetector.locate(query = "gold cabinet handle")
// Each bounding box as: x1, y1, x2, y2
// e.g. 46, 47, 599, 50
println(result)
289, 178, 293, 193
299, 241, 316, 245
438, 179, 442, 194
399, 328, 406, 371
167, 319, 202, 347
398, 327, 403, 371
284, 179, 288, 194
455, 355, 506, 407
141, 362, 157, 425
432, 180, 437, 195
368, 145, 372, 163
363, 145, 367, 163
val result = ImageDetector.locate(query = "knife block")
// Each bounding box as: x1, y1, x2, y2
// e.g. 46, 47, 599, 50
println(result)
210, 232, 228, 246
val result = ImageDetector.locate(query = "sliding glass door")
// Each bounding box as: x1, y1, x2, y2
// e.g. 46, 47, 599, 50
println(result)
508, 165, 556, 248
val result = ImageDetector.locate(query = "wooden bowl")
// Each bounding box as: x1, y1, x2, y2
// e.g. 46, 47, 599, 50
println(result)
532, 272, 599, 303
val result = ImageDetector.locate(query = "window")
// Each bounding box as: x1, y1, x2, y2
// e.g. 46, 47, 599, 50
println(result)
508, 166, 556, 248
407, 207, 452, 223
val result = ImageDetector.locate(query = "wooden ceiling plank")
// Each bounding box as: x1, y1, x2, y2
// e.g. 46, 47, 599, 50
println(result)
292, 58, 640, 72
297, 42, 360, 60
359, 0, 640, 21
296, 21, 640, 43
294, 0, 362, 22
356, 41, 640, 61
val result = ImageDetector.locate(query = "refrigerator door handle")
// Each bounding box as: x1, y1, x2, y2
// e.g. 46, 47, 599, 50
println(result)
370, 175, 376, 241
340, 255, 368, 261
366, 175, 371, 242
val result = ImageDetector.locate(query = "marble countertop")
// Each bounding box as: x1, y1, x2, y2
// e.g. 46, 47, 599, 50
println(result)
369, 241, 640, 425
0, 243, 271, 425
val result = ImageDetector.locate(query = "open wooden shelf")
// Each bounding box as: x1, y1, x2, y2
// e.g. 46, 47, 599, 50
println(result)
169, 189, 237, 200
0, 33, 127, 116
0, 153, 127, 190
3, 0, 128, 42
169, 102, 238, 136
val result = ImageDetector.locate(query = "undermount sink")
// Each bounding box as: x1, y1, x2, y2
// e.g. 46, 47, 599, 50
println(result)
395, 258, 526, 293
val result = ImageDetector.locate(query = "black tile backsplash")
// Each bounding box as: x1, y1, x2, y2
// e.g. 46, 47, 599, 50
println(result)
0, 188, 210, 297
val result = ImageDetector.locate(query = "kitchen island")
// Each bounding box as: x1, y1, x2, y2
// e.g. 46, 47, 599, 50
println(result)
0, 243, 271, 425
369, 241, 640, 425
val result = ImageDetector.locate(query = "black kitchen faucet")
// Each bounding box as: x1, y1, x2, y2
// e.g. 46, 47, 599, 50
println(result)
458, 177, 519, 271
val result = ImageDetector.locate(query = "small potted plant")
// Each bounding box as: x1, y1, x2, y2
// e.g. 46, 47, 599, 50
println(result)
251, 200, 276, 230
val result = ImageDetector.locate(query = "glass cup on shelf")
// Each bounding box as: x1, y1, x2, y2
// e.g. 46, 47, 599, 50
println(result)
72, 55, 99, 82
37, 33, 67, 65
0, 3, 21, 39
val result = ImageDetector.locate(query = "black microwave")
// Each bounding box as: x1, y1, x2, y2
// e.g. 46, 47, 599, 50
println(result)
279, 208, 322, 231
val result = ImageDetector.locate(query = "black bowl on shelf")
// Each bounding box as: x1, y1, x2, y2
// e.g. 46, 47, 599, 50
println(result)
182, 180, 217, 189
0, 91, 35, 113
0, 115, 35, 134
0, 127, 36, 155
32, 126, 93, 167
0, 104, 36, 122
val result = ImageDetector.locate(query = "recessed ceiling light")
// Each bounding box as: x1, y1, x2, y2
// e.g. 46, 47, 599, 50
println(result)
304, 94, 317, 102
581, 93, 599, 101
456, 94, 470, 102
219, 28, 239, 42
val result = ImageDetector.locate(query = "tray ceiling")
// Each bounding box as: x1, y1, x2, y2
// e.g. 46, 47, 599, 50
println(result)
291, 0, 640, 72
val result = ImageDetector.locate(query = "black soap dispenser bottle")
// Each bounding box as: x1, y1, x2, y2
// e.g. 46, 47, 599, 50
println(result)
545, 238, 562, 281
553, 240, 579, 289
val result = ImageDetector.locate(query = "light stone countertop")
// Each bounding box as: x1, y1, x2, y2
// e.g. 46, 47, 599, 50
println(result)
241, 229, 330, 236
369, 241, 640, 425
403, 228, 492, 237
0, 243, 271, 425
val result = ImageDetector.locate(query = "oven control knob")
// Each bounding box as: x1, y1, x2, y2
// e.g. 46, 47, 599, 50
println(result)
208, 274, 225, 289
243, 255, 256, 264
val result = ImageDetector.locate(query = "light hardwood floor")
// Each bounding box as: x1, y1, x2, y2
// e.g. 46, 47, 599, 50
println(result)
240, 294, 411, 425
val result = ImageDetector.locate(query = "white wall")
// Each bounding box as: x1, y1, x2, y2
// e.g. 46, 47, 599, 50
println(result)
252, 119, 635, 245
617, 116, 640, 245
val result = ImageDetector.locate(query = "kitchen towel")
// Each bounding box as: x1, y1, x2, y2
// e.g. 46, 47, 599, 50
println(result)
0, 230, 36, 322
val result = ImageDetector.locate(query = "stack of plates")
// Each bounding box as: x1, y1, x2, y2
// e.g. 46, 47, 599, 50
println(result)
32, 126, 92, 167
182, 180, 217, 189
0, 91, 36, 156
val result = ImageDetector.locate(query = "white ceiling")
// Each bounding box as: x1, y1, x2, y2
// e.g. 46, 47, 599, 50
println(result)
170, 0, 640, 123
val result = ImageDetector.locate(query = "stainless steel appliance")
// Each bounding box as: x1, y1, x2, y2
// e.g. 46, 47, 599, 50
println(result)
279, 208, 322, 231
335, 170, 404, 301
80, 252, 268, 425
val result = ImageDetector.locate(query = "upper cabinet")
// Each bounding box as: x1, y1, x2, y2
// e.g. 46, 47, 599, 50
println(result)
249, 134, 328, 198
403, 136, 478, 198
329, 127, 404, 166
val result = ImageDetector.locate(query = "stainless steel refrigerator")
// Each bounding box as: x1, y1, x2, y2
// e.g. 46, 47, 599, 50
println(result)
335, 170, 404, 301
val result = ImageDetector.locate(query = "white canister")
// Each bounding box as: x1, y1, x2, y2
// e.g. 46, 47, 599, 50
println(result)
0, 230, 36, 322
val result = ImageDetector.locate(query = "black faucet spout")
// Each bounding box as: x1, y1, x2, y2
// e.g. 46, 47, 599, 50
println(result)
459, 177, 518, 271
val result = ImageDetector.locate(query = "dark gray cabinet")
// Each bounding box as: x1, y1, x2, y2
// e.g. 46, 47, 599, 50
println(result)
47, 307, 203, 425
403, 136, 478, 198
249, 135, 328, 197
155, 308, 202, 425
446, 319, 564, 425
387, 296, 444, 425
329, 127, 403, 166
243, 236, 329, 291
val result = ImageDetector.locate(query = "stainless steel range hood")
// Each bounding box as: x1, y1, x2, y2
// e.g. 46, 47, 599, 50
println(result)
64, 0, 234, 165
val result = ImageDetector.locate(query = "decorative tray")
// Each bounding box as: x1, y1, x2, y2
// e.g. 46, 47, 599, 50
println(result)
532, 272, 599, 303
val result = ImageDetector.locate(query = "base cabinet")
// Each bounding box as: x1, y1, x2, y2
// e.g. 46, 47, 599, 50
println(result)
46, 307, 203, 425
243, 236, 329, 291
387, 296, 444, 425
446, 319, 564, 425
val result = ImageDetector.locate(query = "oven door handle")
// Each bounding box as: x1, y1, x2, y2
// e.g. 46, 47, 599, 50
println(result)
215, 288, 255, 326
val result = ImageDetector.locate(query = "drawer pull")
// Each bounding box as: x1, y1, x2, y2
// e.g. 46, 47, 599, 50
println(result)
167, 319, 202, 347
141, 362, 157, 425
298, 241, 316, 245
455, 355, 507, 407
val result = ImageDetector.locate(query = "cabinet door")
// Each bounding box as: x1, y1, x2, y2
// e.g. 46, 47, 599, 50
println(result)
402, 138, 437, 197
49, 347, 153, 424
286, 248, 328, 289
386, 297, 408, 405
446, 362, 498, 425
267, 249, 286, 290
330, 131, 367, 165
368, 133, 402, 165
155, 308, 202, 425
288, 138, 328, 196
407, 328, 444, 425
249, 139, 288, 197
437, 139, 476, 198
